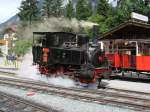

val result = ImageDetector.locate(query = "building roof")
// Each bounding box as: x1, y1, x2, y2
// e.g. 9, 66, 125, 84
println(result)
33, 32, 76, 35
100, 20, 150, 40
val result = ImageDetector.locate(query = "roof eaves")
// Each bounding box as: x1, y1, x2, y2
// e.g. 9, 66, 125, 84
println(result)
99, 20, 150, 40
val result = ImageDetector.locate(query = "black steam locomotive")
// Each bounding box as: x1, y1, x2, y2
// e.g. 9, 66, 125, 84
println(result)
32, 31, 111, 86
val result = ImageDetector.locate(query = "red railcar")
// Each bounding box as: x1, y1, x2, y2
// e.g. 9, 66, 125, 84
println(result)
106, 53, 150, 72
100, 20, 150, 79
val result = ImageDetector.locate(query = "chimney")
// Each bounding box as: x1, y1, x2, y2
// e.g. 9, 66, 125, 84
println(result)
92, 25, 99, 44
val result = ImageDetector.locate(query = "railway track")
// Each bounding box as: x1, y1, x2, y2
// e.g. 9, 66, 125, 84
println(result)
0, 76, 150, 111
0, 91, 58, 112
110, 75, 150, 83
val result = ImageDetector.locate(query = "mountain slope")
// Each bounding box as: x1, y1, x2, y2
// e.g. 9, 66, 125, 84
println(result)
0, 14, 19, 32
0, 0, 44, 33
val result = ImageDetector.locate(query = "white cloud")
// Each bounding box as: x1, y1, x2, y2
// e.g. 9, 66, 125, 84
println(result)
0, 0, 22, 24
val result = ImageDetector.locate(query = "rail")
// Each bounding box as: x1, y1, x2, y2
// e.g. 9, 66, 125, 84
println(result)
0, 76, 150, 111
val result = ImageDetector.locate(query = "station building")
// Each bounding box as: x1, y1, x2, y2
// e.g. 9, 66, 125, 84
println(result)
0, 27, 17, 56
99, 20, 150, 72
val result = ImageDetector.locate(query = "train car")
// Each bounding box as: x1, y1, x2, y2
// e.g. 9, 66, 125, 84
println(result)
100, 20, 150, 79
32, 31, 111, 87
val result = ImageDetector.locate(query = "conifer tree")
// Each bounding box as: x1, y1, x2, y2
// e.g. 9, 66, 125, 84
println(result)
42, 0, 63, 17
76, 0, 92, 20
53, 0, 63, 17
42, 0, 53, 17
18, 0, 40, 24
97, 0, 110, 17
66, 0, 75, 19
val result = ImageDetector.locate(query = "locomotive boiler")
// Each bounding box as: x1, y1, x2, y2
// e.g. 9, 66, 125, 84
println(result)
32, 31, 111, 86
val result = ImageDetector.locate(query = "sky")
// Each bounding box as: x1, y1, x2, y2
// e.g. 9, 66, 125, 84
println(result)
0, 0, 22, 24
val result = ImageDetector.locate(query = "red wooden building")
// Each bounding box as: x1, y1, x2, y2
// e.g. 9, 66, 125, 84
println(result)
100, 20, 150, 72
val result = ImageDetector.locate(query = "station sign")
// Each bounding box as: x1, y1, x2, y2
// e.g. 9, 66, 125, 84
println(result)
131, 12, 148, 22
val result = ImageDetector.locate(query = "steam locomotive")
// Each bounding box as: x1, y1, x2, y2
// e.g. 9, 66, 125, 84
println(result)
32, 30, 111, 87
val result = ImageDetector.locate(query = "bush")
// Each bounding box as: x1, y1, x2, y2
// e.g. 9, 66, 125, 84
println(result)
12, 39, 32, 56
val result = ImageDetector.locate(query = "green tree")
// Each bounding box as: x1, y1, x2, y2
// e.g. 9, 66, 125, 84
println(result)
97, 0, 110, 17
18, 0, 40, 24
54, 0, 63, 17
88, 0, 150, 34
76, 0, 92, 20
88, 13, 105, 23
12, 39, 32, 56
42, 0, 53, 17
144, 0, 150, 5
65, 0, 75, 19
88, 0, 111, 33
113, 0, 148, 25
42, 0, 63, 17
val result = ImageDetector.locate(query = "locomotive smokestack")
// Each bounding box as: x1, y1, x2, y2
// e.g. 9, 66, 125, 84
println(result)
92, 25, 99, 45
